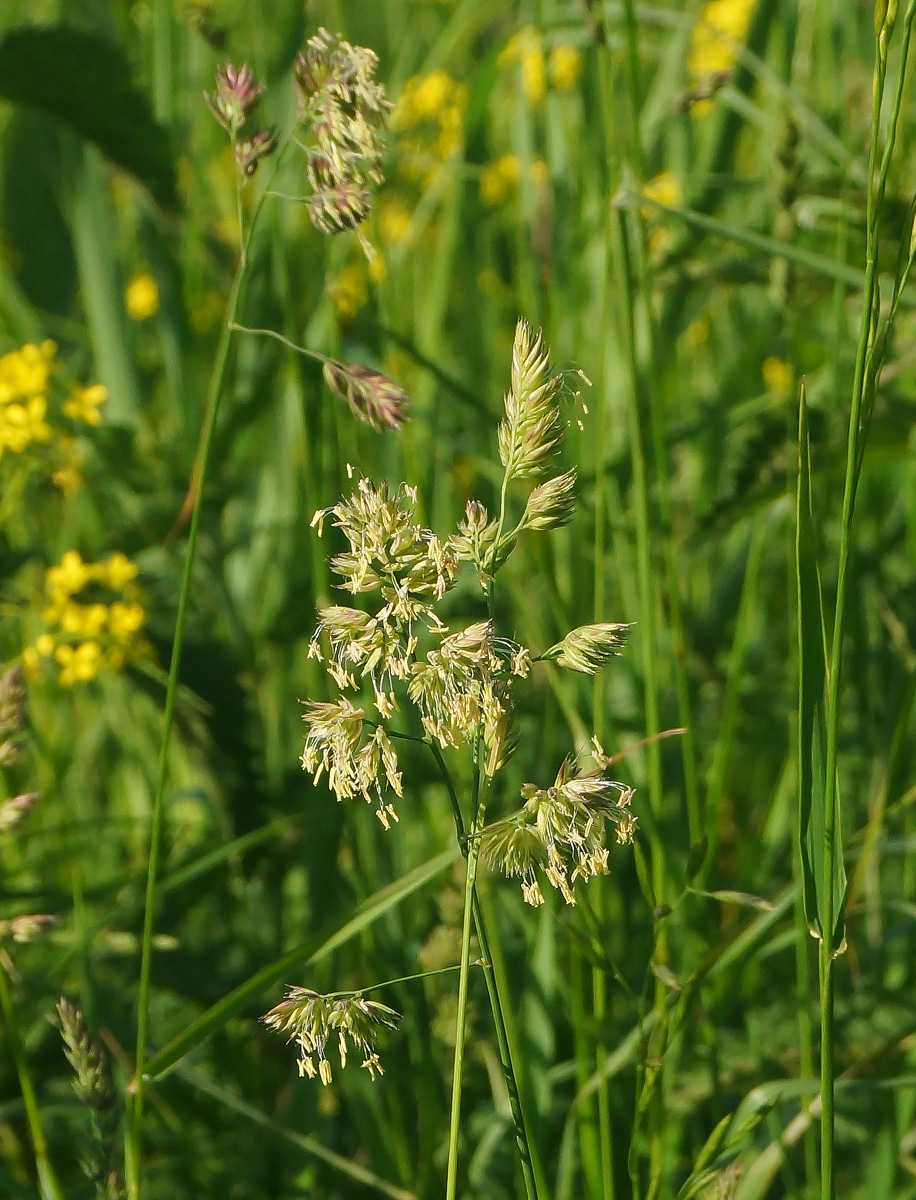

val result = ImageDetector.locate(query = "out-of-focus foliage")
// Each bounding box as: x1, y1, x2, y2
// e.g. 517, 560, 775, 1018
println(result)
1, 1, 916, 1198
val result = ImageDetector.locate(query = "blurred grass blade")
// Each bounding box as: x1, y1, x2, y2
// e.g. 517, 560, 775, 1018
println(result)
796, 384, 844, 947
0, 25, 178, 210
139, 846, 459, 1082
178, 1066, 416, 1200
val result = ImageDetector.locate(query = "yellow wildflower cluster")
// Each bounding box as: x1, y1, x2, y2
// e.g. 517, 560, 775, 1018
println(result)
640, 171, 683, 258
0, 342, 54, 458
125, 272, 160, 321
762, 357, 793, 395
391, 69, 468, 181
497, 30, 584, 106
480, 154, 549, 206
688, 0, 755, 108
0, 340, 107, 493
22, 551, 149, 687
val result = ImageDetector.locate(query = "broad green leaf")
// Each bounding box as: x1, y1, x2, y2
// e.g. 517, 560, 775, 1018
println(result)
0, 25, 178, 210
796, 385, 845, 946
139, 846, 459, 1082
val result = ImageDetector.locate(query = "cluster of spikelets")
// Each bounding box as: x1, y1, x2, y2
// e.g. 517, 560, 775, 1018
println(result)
22, 551, 148, 687
262, 987, 400, 1084
295, 28, 391, 233
57, 999, 122, 1197
484, 744, 637, 908
206, 62, 278, 176
207, 27, 390, 234
0, 340, 106, 493
300, 319, 635, 876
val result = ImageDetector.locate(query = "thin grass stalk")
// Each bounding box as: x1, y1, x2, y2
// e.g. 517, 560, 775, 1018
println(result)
818, 6, 914, 1197
0, 963, 65, 1200
128, 172, 259, 1197
445, 761, 484, 1200
617, 0, 700, 851
428, 742, 543, 1200
591, 89, 618, 1200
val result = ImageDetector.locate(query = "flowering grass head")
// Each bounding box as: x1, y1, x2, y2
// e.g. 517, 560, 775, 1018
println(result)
322, 361, 408, 431
207, 61, 277, 176
263, 986, 400, 1083
295, 28, 391, 233
484, 752, 637, 906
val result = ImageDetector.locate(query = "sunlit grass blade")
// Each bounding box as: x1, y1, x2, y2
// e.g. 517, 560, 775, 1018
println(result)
796, 383, 844, 949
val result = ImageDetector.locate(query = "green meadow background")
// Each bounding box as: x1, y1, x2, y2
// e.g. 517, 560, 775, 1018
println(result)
2, 1, 916, 1198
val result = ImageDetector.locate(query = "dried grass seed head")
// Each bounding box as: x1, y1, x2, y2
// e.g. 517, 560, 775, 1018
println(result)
300, 697, 402, 827
263, 986, 400, 1083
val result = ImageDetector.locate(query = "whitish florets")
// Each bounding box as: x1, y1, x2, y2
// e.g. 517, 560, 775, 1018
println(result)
300, 698, 402, 827
263, 987, 400, 1084
484, 754, 636, 905
313, 478, 458, 616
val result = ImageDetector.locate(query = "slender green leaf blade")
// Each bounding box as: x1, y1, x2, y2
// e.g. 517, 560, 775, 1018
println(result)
0, 26, 178, 209
796, 384, 845, 945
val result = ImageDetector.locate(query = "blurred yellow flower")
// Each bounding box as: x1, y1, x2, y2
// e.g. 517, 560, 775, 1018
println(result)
30, 550, 148, 686
481, 154, 521, 205
52, 438, 84, 497
393, 70, 467, 131
392, 71, 467, 184
104, 552, 139, 589
762, 357, 793, 394
500, 29, 546, 106
125, 272, 159, 321
55, 641, 102, 687
550, 44, 583, 91
330, 263, 369, 320
379, 200, 412, 245
688, 0, 754, 109
642, 171, 682, 211
684, 315, 710, 347
47, 550, 93, 599
367, 252, 387, 284
530, 158, 550, 188
0, 395, 52, 457
108, 602, 146, 642
63, 383, 107, 426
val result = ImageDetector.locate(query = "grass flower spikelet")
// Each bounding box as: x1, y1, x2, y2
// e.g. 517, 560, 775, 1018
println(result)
296, 28, 391, 232
543, 622, 631, 674
263, 986, 400, 1084
322, 360, 409, 430
484, 754, 637, 906
498, 319, 565, 480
